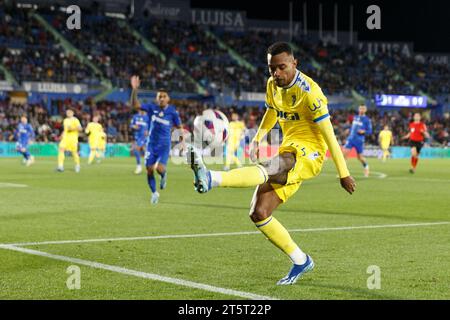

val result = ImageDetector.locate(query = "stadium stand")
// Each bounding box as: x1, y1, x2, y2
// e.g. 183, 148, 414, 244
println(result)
0, 4, 448, 148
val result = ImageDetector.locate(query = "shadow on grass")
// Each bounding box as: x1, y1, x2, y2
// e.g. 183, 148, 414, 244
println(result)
161, 200, 436, 223
298, 280, 405, 300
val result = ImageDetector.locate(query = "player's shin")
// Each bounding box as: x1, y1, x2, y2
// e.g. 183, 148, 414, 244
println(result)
133, 149, 141, 165
147, 173, 156, 193
57, 151, 65, 167
255, 216, 307, 265
233, 155, 242, 167
412, 156, 419, 168
209, 165, 268, 188
88, 151, 95, 164
73, 152, 80, 166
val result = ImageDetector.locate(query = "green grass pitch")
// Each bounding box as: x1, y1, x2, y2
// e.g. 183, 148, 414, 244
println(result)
0, 156, 449, 300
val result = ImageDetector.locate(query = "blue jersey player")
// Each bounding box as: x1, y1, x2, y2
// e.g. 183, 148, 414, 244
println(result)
130, 76, 183, 204
343, 105, 372, 177
15, 115, 35, 166
130, 109, 149, 174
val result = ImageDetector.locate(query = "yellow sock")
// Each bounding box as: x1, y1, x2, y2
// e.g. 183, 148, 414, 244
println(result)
73, 151, 80, 166
232, 155, 242, 167
224, 153, 231, 168
88, 151, 95, 164
57, 151, 65, 167
211, 165, 268, 188
255, 216, 297, 255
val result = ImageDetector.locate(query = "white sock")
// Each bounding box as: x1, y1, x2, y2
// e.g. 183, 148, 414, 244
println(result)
210, 171, 222, 187
289, 247, 307, 265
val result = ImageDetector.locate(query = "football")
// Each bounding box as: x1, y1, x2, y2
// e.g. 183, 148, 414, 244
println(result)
193, 109, 229, 150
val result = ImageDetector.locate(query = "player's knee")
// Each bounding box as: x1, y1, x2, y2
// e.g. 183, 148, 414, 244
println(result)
263, 153, 295, 176
147, 167, 154, 176
249, 205, 272, 223
156, 166, 166, 174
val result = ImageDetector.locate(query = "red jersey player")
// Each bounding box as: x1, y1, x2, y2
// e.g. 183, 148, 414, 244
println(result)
402, 113, 430, 173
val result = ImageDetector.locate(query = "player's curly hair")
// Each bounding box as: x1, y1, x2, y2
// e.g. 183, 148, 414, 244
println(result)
157, 88, 169, 95
267, 42, 293, 56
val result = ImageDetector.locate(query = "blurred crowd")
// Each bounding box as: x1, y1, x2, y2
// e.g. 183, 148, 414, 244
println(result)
1, 5, 447, 98
0, 97, 448, 148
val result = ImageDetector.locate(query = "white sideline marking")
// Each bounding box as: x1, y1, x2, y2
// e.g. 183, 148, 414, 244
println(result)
0, 182, 28, 188
322, 171, 387, 179
385, 177, 450, 183
4, 222, 449, 247
0, 244, 276, 300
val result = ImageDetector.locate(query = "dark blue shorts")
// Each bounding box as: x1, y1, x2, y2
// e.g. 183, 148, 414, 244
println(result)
16, 141, 28, 151
344, 139, 364, 154
135, 138, 147, 148
145, 144, 170, 167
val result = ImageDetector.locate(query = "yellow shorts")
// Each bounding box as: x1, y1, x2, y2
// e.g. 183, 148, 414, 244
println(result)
271, 142, 326, 202
59, 139, 78, 153
381, 144, 390, 151
89, 138, 101, 150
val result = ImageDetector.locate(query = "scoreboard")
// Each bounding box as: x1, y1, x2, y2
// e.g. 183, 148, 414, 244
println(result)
375, 94, 427, 108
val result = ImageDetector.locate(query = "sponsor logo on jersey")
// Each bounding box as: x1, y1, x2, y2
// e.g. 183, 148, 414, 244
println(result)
276, 110, 300, 120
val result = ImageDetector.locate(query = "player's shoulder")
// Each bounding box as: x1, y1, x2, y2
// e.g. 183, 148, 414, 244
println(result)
297, 72, 320, 93
141, 103, 155, 111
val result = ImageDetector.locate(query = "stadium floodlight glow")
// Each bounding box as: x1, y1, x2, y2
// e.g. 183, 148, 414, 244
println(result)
374, 94, 428, 108
17, 3, 34, 9
105, 12, 127, 19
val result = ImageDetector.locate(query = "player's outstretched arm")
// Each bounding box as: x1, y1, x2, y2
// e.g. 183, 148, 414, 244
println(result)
130, 75, 141, 110
249, 108, 278, 162
317, 117, 356, 194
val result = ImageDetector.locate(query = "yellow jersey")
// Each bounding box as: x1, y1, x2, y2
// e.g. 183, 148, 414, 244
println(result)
62, 117, 82, 142
228, 120, 246, 145
379, 129, 393, 147
265, 70, 330, 150
85, 122, 104, 142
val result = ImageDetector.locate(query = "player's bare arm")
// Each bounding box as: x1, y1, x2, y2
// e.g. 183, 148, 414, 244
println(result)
317, 117, 356, 194
249, 108, 278, 162
130, 75, 141, 109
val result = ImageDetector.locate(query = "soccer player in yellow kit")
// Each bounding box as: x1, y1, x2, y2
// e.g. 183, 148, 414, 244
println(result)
378, 125, 393, 162
224, 112, 246, 171
57, 109, 82, 172
85, 115, 104, 165
188, 42, 356, 285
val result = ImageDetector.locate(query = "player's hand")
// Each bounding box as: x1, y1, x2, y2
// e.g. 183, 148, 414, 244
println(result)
249, 141, 259, 163
340, 176, 356, 195
130, 75, 140, 90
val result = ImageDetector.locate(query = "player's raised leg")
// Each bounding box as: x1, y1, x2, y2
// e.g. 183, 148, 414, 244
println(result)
188, 145, 269, 193
189, 143, 299, 190
250, 183, 314, 285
